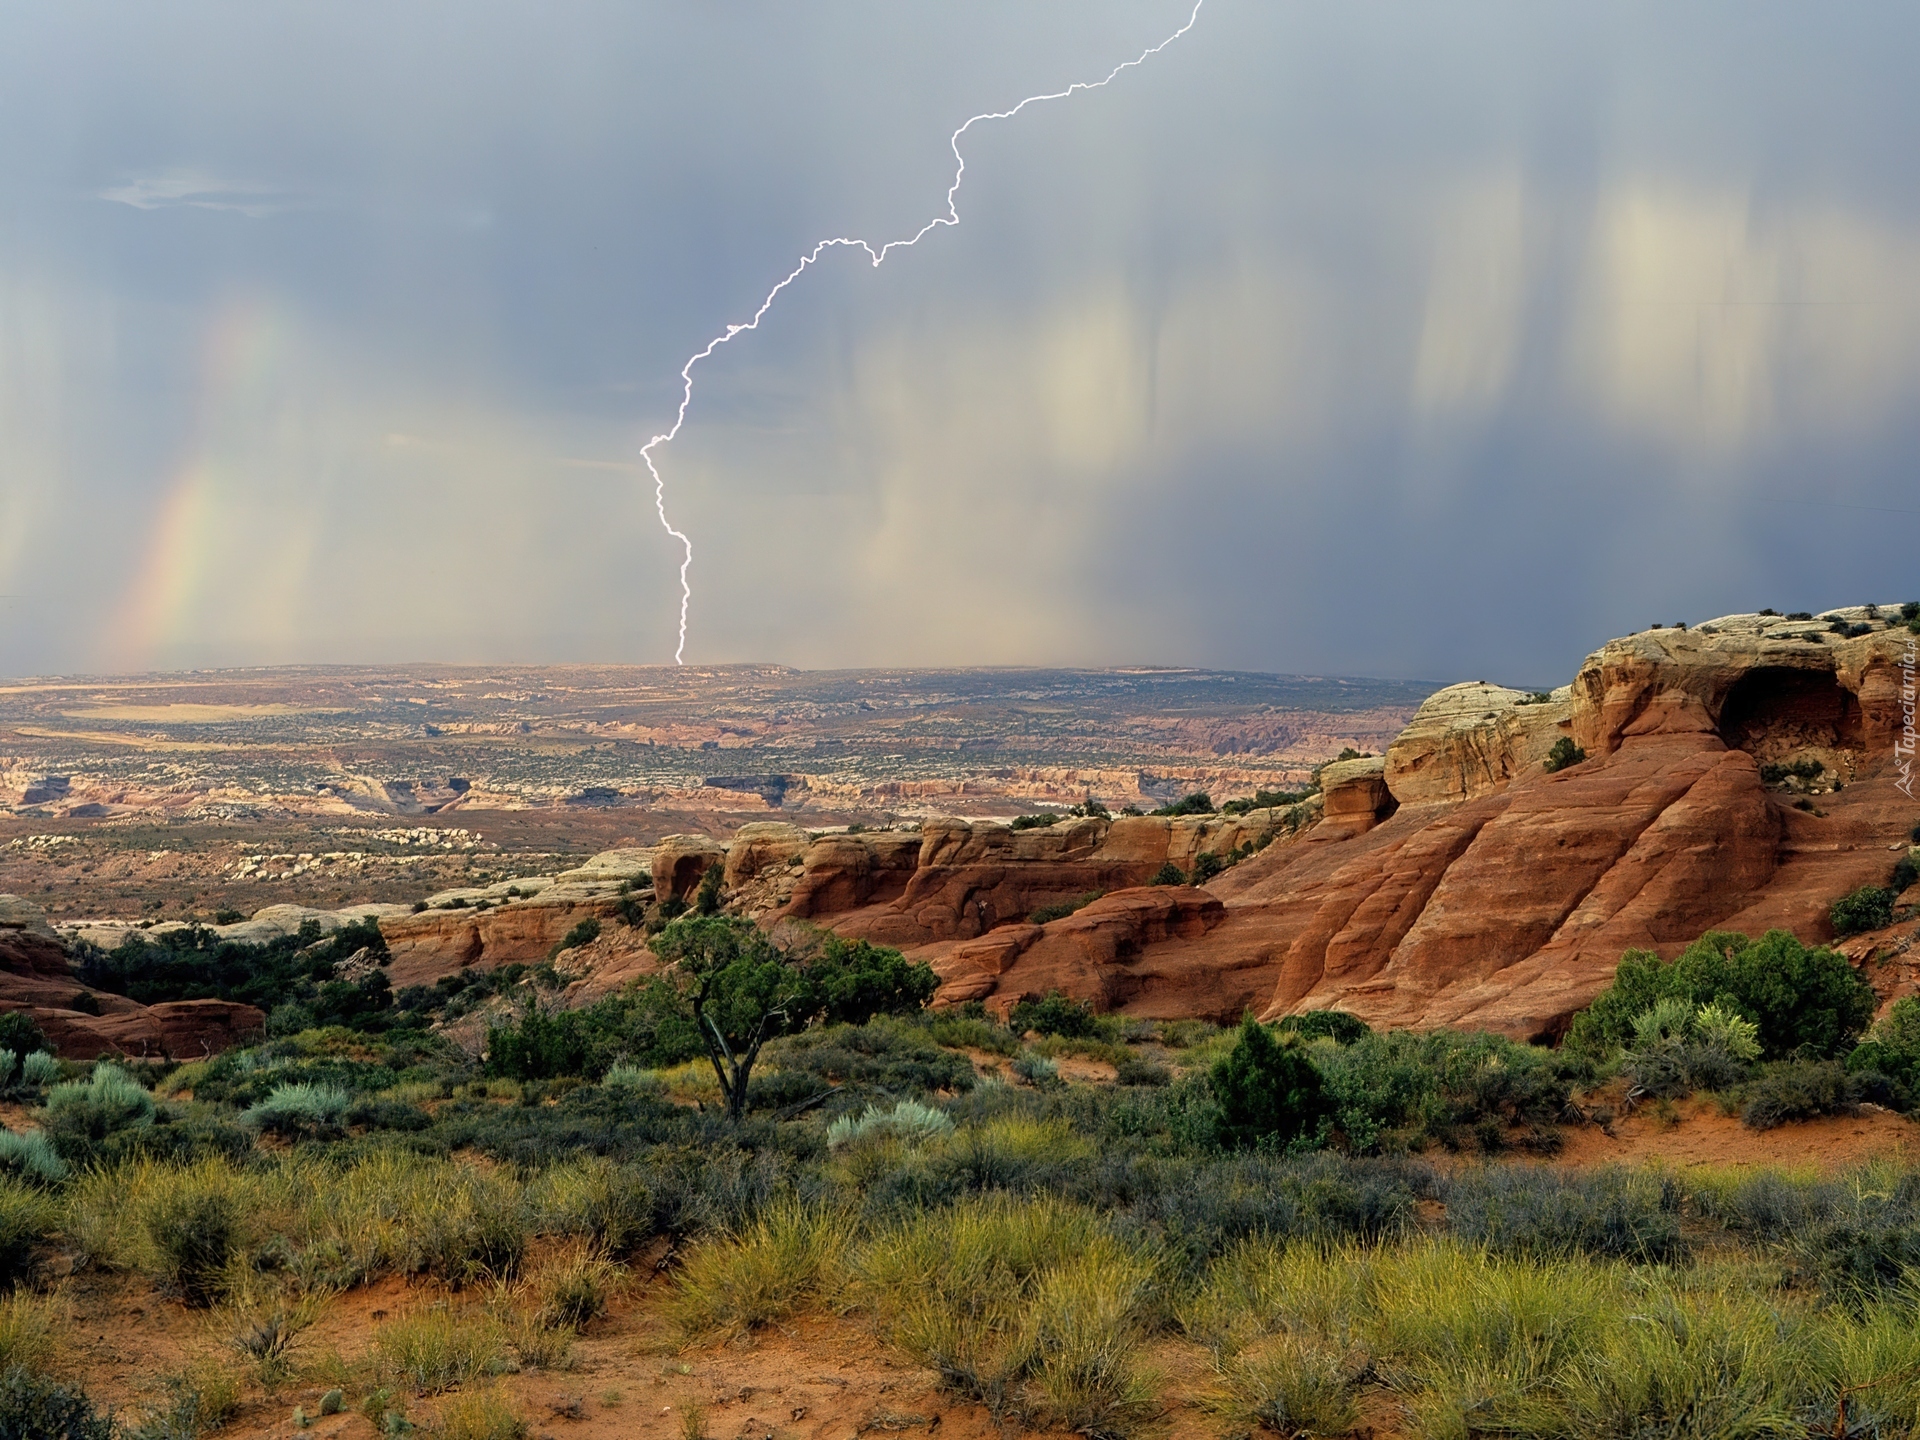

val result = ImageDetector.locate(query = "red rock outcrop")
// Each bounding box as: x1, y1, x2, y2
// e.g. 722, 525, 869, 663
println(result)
909, 609, 1919, 1038
779, 811, 1290, 949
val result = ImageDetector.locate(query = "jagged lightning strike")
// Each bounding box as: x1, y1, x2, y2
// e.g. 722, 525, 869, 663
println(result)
641, 1, 1205, 664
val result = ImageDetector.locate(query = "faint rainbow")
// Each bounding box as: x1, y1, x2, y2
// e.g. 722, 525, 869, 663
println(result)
109, 294, 283, 668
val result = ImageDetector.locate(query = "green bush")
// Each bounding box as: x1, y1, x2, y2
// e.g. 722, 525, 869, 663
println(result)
1893, 854, 1917, 894
0, 1020, 46, 1067
1847, 997, 1920, 1095
1544, 737, 1587, 773
43, 1063, 157, 1157
1313, 1029, 1581, 1154
1277, 1011, 1371, 1046
1741, 1060, 1855, 1131
0, 1365, 113, 1440
1567, 930, 1873, 1061
1150, 793, 1214, 817
1010, 813, 1063, 831
1010, 992, 1099, 1040
1211, 1018, 1331, 1151
16, 1055, 56, 1089
79, 916, 393, 1032
1832, 886, 1896, 937
1148, 862, 1186, 886
1113, 1054, 1171, 1087
241, 1082, 353, 1138
552, 918, 601, 955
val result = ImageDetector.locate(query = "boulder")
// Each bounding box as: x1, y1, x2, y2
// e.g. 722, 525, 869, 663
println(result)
1317, 756, 1396, 834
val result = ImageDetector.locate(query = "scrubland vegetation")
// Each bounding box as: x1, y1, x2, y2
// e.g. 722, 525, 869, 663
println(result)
4, 904, 1920, 1436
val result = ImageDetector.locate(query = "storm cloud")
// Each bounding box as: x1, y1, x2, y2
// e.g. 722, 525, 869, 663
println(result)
3, 1, 1917, 685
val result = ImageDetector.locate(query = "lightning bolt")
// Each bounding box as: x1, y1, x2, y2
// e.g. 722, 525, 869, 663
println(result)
641, 1, 1206, 664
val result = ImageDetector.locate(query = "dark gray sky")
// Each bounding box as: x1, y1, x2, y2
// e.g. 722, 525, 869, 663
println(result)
3, 1, 1916, 687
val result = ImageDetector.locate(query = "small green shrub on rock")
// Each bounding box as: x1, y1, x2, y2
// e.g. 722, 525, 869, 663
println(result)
1832, 885, 1896, 937
1543, 737, 1587, 773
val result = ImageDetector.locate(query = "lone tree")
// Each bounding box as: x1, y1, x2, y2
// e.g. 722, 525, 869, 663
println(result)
648, 916, 937, 1121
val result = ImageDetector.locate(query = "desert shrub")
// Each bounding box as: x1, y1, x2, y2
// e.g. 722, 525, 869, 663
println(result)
916, 1005, 1019, 1055
1129, 1153, 1421, 1265
0, 1366, 113, 1440
373, 1307, 508, 1393
766, 1017, 974, 1097
1148, 862, 1187, 886
0, 1132, 64, 1188
1113, 1054, 1171, 1087
126, 1362, 242, 1440
1011, 1051, 1060, 1087
827, 1099, 955, 1149
484, 978, 704, 1082
855, 1195, 1152, 1429
1190, 850, 1226, 885
552, 918, 600, 955
1543, 737, 1587, 772
668, 1200, 848, 1341
1742, 1059, 1855, 1130
1211, 1018, 1332, 1151
1832, 885, 1896, 937
1010, 991, 1099, 1039
16, 1054, 56, 1089
1893, 853, 1918, 894
527, 1242, 620, 1330
241, 1081, 352, 1138
0, 1294, 58, 1381
1029, 890, 1104, 925
1445, 1165, 1685, 1263
398, 1168, 527, 1285
1277, 1010, 1371, 1046
1568, 929, 1874, 1061
1620, 999, 1760, 1099
136, 1167, 240, 1307
1009, 813, 1062, 831
42, 1063, 156, 1155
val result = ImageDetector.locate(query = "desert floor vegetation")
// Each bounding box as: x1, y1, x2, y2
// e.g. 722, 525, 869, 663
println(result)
3, 916, 1920, 1435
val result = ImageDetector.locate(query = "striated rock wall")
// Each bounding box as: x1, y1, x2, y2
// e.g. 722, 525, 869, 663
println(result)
922, 610, 1919, 1038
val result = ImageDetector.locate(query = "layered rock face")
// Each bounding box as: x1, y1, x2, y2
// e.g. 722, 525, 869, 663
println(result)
943, 610, 1913, 1037
775, 810, 1293, 948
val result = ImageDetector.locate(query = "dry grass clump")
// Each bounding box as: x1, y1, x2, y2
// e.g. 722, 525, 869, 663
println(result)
0, 1290, 63, 1377
667, 1199, 848, 1342
371, 1305, 509, 1394
854, 1194, 1155, 1434
437, 1384, 529, 1440
526, 1155, 652, 1257
0, 1176, 61, 1288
